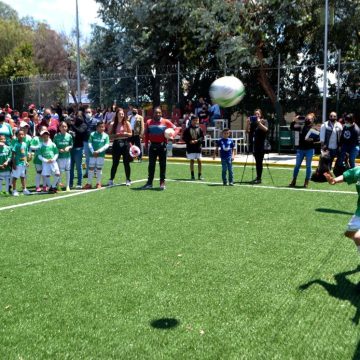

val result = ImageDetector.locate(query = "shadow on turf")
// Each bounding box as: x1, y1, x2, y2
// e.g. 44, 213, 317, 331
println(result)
315, 208, 353, 215
299, 265, 360, 326
150, 318, 179, 330
131, 187, 163, 191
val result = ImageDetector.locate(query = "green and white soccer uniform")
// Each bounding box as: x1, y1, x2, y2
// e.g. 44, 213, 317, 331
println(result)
54, 133, 73, 159
89, 131, 110, 157
0, 122, 13, 146
0, 144, 11, 172
31, 136, 43, 166
39, 141, 60, 177
12, 141, 28, 166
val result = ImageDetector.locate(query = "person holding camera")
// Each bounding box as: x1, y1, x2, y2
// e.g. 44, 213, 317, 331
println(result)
246, 109, 268, 184
289, 113, 316, 188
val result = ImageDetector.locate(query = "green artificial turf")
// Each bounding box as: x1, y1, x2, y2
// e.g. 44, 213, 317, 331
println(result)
1, 160, 360, 359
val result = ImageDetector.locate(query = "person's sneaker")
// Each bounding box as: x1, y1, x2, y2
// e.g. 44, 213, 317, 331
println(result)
252, 179, 261, 184
42, 186, 48, 192
12, 190, 19, 196
126, 180, 131, 186
36, 187, 42, 193
83, 184, 92, 190
198, 175, 204, 181
160, 181, 166, 190
142, 183, 153, 190
65, 186, 71, 192
96, 183, 102, 189
75, 185, 82, 189
23, 188, 31, 195
48, 187, 57, 194
107, 179, 114, 186
229, 182, 234, 186
58, 182, 64, 188
83, 174, 88, 179
223, 182, 227, 186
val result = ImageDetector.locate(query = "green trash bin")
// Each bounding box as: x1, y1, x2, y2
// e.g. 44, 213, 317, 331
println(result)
279, 126, 294, 152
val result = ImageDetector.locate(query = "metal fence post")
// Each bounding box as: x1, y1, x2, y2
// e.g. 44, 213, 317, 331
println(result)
336, 49, 341, 115
11, 78, 14, 108
99, 68, 102, 108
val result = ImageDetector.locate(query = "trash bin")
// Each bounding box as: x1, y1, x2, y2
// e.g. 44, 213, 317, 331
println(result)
279, 126, 294, 152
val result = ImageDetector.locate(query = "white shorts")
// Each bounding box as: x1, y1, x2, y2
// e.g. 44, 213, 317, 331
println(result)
35, 164, 43, 173
57, 158, 71, 172
0, 171, 10, 180
346, 215, 360, 232
12, 165, 26, 179
186, 153, 202, 160
89, 157, 105, 169
42, 161, 60, 176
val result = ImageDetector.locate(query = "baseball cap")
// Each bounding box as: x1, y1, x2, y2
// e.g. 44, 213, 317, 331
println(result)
40, 129, 50, 136
20, 121, 29, 128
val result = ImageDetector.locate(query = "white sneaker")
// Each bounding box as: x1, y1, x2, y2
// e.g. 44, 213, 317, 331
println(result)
23, 188, 31, 195
107, 180, 114, 186
126, 180, 131, 186
12, 190, 19, 197
75, 185, 82, 189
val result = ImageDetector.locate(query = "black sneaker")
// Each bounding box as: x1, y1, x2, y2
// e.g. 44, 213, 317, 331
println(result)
198, 175, 204, 181
252, 179, 261, 184
191, 176, 195, 181
142, 183, 153, 190
160, 181, 166, 190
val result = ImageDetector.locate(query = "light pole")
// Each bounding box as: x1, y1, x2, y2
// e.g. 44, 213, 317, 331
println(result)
75, 0, 81, 104
322, 0, 329, 123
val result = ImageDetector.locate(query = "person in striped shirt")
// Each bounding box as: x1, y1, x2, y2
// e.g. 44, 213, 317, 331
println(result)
142, 107, 179, 190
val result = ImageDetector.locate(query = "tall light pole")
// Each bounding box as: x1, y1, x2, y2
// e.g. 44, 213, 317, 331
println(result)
75, 0, 81, 104
322, 0, 329, 123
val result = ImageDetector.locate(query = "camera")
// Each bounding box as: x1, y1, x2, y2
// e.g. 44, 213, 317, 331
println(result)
297, 115, 305, 121
250, 115, 258, 123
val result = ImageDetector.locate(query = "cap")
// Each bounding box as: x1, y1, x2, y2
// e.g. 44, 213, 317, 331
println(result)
40, 129, 50, 136
20, 121, 29, 128
28, 104, 36, 110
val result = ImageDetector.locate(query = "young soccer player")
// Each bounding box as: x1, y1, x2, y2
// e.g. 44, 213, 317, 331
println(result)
54, 121, 73, 191
182, 115, 204, 180
30, 126, 47, 192
325, 169, 360, 256
38, 129, 60, 193
0, 135, 11, 194
11, 129, 31, 196
213, 128, 235, 186
84, 121, 109, 189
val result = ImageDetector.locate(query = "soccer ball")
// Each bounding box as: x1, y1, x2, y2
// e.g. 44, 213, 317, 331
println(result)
129, 145, 141, 158
209, 76, 245, 108
164, 128, 175, 140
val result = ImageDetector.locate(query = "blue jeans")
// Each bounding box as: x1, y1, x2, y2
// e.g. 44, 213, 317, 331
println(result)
338, 145, 359, 169
293, 148, 314, 180
221, 158, 233, 184
83, 141, 91, 176
70, 147, 83, 187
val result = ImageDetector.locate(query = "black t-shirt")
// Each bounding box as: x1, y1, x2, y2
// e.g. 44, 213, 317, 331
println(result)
249, 119, 268, 153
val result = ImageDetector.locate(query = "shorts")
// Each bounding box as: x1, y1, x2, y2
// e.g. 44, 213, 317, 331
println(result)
186, 153, 202, 160
346, 215, 360, 232
42, 161, 60, 176
89, 157, 105, 169
0, 171, 10, 180
12, 165, 26, 179
57, 158, 71, 172
35, 164, 43, 173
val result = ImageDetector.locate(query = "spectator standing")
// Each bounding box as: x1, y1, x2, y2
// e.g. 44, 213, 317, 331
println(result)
128, 107, 144, 162
0, 112, 13, 146
83, 108, 98, 178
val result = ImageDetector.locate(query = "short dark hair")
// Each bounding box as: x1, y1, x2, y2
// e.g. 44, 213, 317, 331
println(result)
345, 113, 354, 123
96, 120, 105, 127
222, 128, 230, 133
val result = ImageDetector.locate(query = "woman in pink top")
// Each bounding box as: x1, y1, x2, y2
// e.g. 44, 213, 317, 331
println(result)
107, 108, 132, 186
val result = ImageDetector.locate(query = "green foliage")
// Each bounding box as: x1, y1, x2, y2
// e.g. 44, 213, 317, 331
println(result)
0, 1, 18, 20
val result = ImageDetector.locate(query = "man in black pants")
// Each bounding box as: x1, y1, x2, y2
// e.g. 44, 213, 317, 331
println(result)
142, 107, 179, 190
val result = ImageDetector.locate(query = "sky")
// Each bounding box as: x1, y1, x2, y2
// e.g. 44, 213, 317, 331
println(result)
2, 0, 103, 39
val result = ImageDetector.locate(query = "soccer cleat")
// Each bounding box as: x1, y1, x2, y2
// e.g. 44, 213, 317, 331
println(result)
96, 183, 102, 189
36, 187, 42, 193
107, 179, 114, 186
23, 188, 31, 195
142, 183, 153, 190
65, 186, 71, 192
229, 182, 234, 186
160, 181, 166, 190
126, 180, 132, 186
42, 186, 48, 192
83, 184, 92, 190
12, 190, 19, 196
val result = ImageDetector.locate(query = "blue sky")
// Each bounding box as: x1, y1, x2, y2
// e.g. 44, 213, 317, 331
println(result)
2, 0, 102, 39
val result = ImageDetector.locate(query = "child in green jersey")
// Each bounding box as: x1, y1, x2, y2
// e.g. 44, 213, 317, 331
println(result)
38, 129, 60, 194
84, 121, 109, 189
0, 135, 11, 194
54, 121, 73, 191
325, 169, 360, 255
30, 126, 47, 192
11, 129, 31, 196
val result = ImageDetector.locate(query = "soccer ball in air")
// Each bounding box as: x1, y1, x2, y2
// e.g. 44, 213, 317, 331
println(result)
129, 145, 141, 158
209, 76, 245, 108
164, 128, 175, 140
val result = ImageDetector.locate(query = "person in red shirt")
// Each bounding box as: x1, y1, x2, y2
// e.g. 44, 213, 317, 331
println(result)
142, 107, 179, 190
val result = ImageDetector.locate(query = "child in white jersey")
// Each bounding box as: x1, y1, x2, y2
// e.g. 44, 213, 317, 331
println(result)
38, 129, 60, 193
54, 121, 73, 191
84, 121, 109, 189
0, 135, 11, 194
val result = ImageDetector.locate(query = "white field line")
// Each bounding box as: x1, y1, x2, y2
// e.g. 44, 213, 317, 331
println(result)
0, 179, 148, 212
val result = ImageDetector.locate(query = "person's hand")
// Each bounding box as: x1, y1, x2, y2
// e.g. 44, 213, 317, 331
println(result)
231, 156, 235, 161
0, 164, 4, 170
47, 159, 53, 163
59, 149, 65, 153
93, 151, 98, 158
324, 172, 335, 185
190, 140, 197, 144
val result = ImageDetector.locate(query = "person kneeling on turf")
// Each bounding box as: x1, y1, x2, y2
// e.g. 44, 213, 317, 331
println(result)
38, 129, 61, 193
182, 115, 204, 180
325, 168, 360, 255
84, 121, 109, 189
